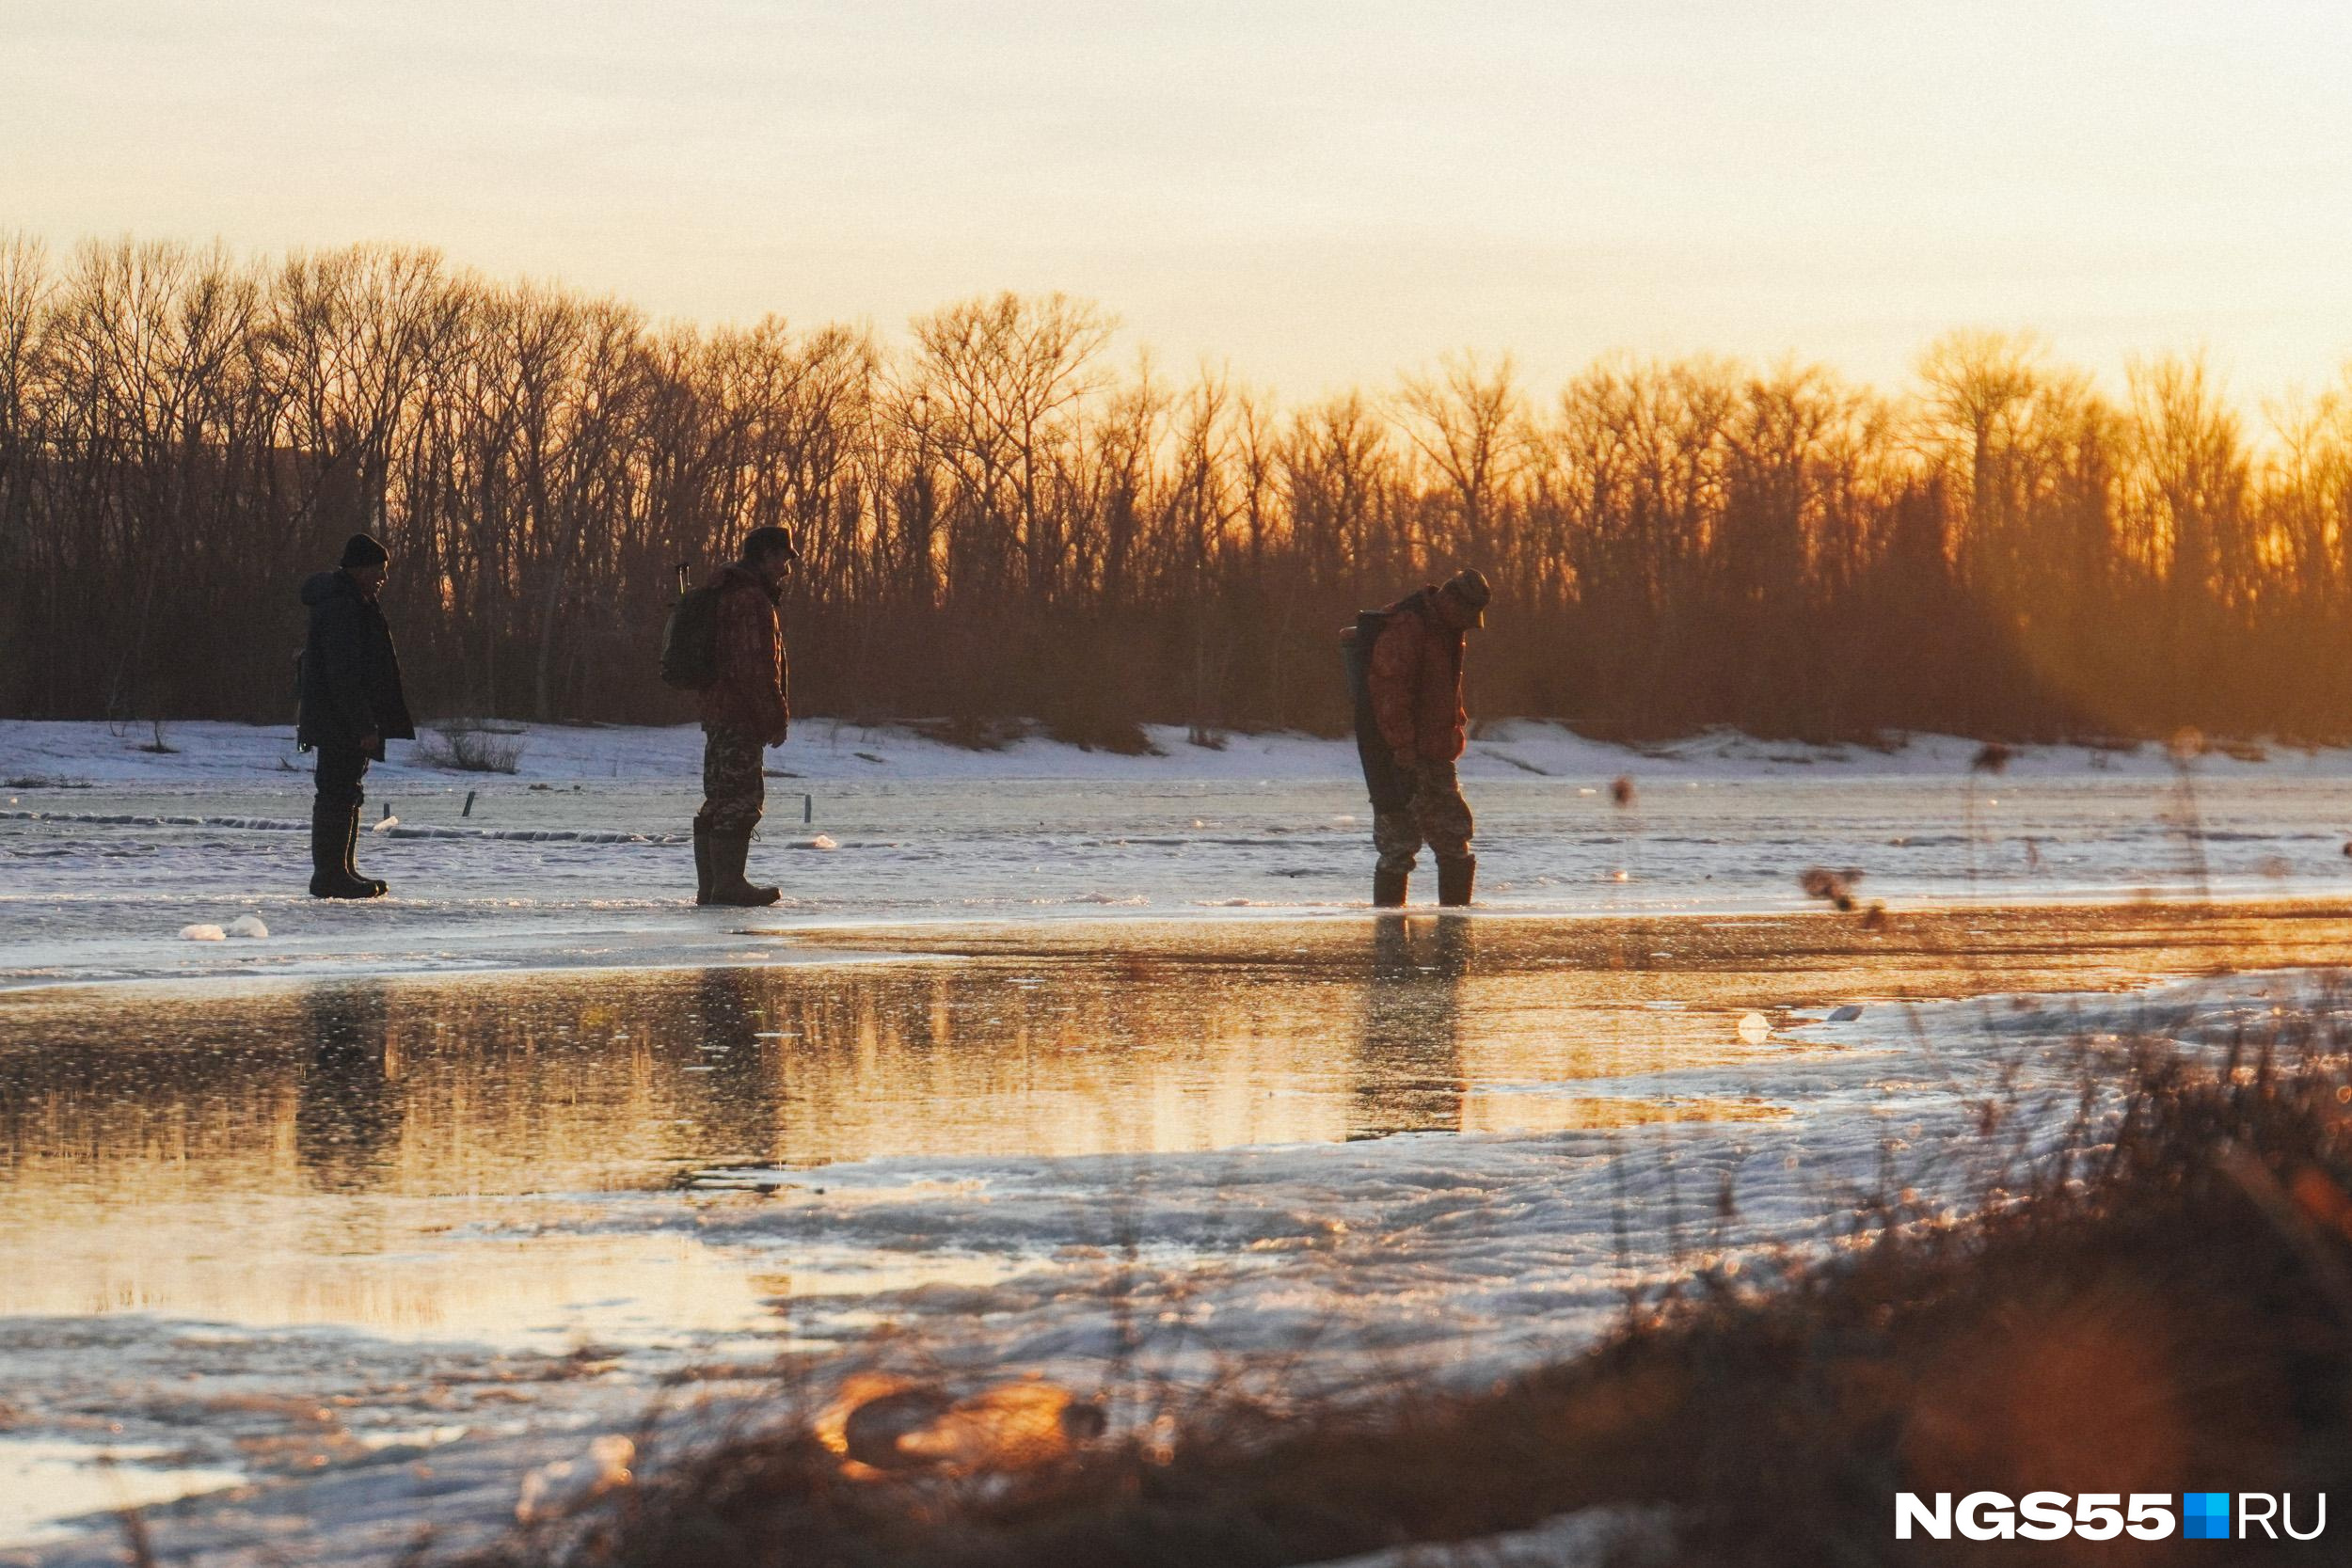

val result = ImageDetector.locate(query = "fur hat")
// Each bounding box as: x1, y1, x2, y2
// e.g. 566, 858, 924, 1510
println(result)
1441, 568, 1491, 626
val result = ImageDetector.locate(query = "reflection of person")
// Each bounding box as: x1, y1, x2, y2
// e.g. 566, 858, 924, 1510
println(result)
296, 532, 415, 899
1347, 914, 1470, 1140
1365, 569, 1491, 908
294, 983, 400, 1192
679, 968, 784, 1161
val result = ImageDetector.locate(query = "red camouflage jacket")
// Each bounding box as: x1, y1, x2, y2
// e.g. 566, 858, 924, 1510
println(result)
698, 564, 790, 744
1368, 588, 1467, 764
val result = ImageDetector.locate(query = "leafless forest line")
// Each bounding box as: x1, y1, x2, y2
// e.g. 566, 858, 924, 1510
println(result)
8, 234, 2352, 742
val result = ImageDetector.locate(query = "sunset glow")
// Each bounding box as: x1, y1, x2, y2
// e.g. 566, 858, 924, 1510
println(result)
10, 1, 2351, 393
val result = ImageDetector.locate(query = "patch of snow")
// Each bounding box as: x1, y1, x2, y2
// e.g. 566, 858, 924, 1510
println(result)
1306, 1504, 1675, 1567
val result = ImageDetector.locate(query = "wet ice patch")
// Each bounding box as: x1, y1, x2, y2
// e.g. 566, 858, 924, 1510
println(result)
0, 1436, 245, 1547
1315, 1504, 1673, 1568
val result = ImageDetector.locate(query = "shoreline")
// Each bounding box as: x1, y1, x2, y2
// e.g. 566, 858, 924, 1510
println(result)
8, 893, 2352, 1002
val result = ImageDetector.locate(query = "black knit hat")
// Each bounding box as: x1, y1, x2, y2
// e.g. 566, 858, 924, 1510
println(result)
340, 532, 389, 569
740, 525, 801, 564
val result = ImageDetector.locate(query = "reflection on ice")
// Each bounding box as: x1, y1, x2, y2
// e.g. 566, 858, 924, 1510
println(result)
5, 902, 2349, 1368
0, 1436, 245, 1547
0, 920, 1813, 1351
10, 1222, 792, 1347
1350, 914, 1470, 1139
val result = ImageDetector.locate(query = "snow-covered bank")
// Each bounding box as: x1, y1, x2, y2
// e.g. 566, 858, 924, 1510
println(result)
10, 719, 2352, 991
8, 715, 2352, 787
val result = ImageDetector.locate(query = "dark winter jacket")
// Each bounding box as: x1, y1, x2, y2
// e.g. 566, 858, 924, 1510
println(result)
697, 564, 789, 744
1368, 588, 1468, 764
297, 570, 415, 758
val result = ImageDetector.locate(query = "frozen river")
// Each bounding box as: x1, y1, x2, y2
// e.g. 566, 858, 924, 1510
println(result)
6, 718, 2352, 989
6, 721, 2352, 1561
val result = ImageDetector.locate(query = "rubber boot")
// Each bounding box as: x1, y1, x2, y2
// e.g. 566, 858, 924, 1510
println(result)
705, 830, 780, 907
310, 804, 380, 899
343, 807, 388, 896
1437, 856, 1475, 909
691, 818, 715, 906
1373, 867, 1409, 908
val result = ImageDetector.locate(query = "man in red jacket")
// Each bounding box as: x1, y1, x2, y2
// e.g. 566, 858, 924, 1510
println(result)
1366, 568, 1491, 908
695, 526, 799, 906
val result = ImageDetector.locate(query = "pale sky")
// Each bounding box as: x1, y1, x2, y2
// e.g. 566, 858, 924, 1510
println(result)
8, 0, 2352, 401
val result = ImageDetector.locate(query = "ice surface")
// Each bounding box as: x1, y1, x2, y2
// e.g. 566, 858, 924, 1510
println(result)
6, 924, 2344, 1560
9, 718, 2352, 991
9, 718, 2352, 1560
1307, 1504, 1672, 1567
0, 1437, 246, 1548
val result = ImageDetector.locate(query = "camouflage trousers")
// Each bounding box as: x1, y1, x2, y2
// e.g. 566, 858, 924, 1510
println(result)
1373, 758, 1475, 876
698, 722, 766, 835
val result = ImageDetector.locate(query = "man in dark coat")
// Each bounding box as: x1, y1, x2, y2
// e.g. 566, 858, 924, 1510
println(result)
297, 532, 416, 898
694, 525, 799, 906
1365, 568, 1491, 908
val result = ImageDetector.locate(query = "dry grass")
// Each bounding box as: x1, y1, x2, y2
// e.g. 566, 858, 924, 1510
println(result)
416, 721, 527, 774
911, 716, 1027, 752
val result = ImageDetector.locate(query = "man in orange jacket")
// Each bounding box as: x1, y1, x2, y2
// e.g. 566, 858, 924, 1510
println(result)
1365, 568, 1491, 908
694, 526, 798, 906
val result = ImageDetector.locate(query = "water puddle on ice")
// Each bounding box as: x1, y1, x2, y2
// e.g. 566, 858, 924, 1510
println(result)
0, 917, 1811, 1353
10, 901, 2352, 1351
8, 902, 2352, 1361
0, 1436, 245, 1547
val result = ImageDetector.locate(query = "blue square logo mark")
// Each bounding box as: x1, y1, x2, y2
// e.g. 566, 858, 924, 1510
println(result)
2184, 1492, 2232, 1541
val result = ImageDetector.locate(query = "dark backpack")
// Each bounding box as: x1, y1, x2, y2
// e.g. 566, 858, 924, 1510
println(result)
660, 574, 723, 690
1339, 610, 1412, 811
